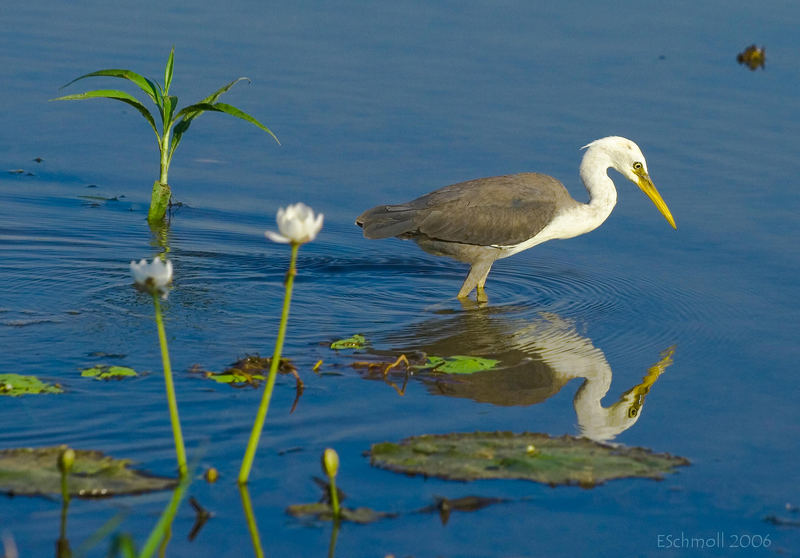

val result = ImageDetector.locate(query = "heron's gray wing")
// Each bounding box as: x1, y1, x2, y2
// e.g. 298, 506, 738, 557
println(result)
358, 173, 572, 246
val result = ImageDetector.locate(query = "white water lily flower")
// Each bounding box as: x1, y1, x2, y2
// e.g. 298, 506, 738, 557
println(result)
265, 203, 324, 244
130, 256, 173, 298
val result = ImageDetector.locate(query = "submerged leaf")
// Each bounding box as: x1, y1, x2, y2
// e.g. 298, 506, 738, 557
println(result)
370, 432, 689, 487
286, 502, 394, 524
330, 334, 367, 350
0, 373, 63, 396
0, 447, 176, 497
418, 495, 509, 525
80, 365, 138, 380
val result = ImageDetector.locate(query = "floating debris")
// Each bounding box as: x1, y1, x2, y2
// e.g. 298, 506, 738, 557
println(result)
370, 431, 690, 487
191, 354, 304, 412
737, 44, 765, 70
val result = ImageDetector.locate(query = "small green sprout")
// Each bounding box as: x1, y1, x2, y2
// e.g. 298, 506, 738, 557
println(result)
52, 47, 279, 223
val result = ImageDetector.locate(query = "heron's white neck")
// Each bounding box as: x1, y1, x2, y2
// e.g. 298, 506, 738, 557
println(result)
574, 145, 619, 235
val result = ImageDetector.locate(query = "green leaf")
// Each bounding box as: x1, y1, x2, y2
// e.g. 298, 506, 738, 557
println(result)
212, 102, 280, 144
330, 334, 367, 350
0, 373, 63, 396
167, 85, 279, 162
51, 89, 159, 139
0, 447, 177, 497
163, 95, 178, 127
163, 47, 175, 95
206, 371, 266, 385
370, 432, 690, 487
200, 77, 250, 105
59, 69, 161, 105
80, 365, 138, 380
417, 355, 500, 375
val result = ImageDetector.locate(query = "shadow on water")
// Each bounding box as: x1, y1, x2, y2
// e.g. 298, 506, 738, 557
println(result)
353, 305, 675, 443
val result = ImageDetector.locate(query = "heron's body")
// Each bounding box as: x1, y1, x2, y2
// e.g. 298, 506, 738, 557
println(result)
356, 137, 676, 301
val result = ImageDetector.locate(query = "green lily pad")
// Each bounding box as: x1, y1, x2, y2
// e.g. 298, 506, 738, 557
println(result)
0, 447, 177, 497
0, 373, 63, 396
286, 502, 394, 524
330, 334, 367, 350
206, 371, 265, 385
369, 432, 690, 487
81, 365, 138, 380
417, 355, 500, 375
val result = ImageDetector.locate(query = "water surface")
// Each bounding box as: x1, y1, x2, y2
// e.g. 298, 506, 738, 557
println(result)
1, 1, 799, 556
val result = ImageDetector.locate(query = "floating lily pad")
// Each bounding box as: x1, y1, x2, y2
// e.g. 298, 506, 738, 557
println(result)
0, 447, 177, 497
330, 334, 367, 350
81, 365, 138, 380
0, 373, 63, 396
369, 432, 689, 487
418, 355, 500, 375
286, 502, 394, 524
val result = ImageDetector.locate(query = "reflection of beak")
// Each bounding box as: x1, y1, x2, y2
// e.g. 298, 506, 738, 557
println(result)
635, 169, 677, 229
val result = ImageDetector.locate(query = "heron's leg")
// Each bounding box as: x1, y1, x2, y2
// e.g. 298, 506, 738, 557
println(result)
458, 261, 493, 300
475, 265, 493, 302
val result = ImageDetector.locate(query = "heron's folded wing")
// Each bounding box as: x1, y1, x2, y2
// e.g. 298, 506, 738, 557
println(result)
414, 173, 568, 246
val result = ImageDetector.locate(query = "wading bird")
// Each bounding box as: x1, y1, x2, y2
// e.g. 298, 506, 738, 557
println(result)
356, 136, 676, 302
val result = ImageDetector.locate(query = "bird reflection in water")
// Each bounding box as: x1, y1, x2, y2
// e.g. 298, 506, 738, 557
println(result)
358, 308, 674, 442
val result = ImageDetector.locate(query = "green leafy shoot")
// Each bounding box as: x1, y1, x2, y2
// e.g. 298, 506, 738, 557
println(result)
52, 47, 279, 222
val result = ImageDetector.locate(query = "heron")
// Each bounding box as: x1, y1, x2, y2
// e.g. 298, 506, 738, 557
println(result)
355, 136, 676, 302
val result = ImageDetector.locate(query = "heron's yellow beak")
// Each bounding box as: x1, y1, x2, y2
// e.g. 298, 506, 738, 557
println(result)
634, 169, 676, 229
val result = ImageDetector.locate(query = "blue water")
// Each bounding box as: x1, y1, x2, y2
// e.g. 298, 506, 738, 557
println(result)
2, 1, 799, 556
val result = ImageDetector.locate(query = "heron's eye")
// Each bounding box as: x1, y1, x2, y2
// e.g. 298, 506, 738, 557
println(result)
633, 162, 643, 171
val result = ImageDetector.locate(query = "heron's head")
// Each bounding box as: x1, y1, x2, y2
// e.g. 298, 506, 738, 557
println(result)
582, 136, 677, 229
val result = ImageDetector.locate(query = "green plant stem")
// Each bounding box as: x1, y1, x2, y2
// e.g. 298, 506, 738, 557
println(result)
238, 242, 299, 484
139, 478, 189, 558
152, 294, 188, 477
327, 518, 340, 558
239, 483, 265, 558
59, 469, 71, 556
329, 476, 340, 519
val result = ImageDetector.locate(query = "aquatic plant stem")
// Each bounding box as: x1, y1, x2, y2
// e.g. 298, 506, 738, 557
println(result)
328, 476, 341, 519
239, 484, 265, 558
238, 242, 299, 485
139, 477, 189, 558
152, 294, 188, 477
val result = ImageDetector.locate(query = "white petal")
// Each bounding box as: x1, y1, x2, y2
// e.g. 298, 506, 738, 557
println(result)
265, 230, 291, 243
